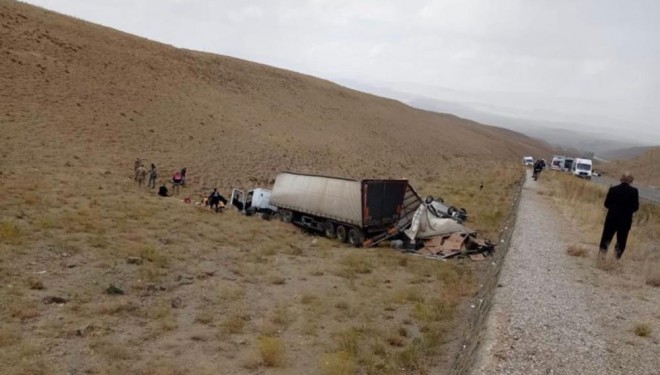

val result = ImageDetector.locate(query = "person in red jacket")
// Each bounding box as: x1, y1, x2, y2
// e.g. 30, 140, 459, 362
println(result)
599, 172, 639, 260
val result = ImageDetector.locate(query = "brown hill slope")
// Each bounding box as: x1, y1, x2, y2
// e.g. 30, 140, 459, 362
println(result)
1, 0, 553, 192
600, 147, 660, 187
0, 2, 555, 373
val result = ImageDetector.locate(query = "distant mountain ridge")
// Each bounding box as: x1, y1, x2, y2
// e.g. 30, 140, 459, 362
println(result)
337, 79, 656, 156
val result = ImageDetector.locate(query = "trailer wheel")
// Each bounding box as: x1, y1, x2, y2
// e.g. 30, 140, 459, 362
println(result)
324, 221, 336, 239
347, 228, 364, 247
281, 210, 293, 223
336, 225, 348, 242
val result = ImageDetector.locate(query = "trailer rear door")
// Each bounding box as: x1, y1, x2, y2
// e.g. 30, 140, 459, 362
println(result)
362, 180, 408, 228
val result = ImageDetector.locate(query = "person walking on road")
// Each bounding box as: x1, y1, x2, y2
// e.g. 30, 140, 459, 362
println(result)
532, 159, 545, 181
599, 172, 639, 260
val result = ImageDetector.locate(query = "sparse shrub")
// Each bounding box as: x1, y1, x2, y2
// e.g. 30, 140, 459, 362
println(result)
195, 311, 214, 325
258, 336, 285, 367
8, 303, 39, 321
391, 287, 425, 304
130, 244, 168, 267
270, 306, 292, 327
268, 275, 286, 285
27, 278, 45, 290
310, 269, 324, 276
96, 300, 139, 316
88, 234, 108, 248
336, 253, 373, 278
287, 244, 304, 256
567, 244, 589, 257
411, 299, 454, 322
372, 342, 387, 356
221, 314, 246, 334
0, 220, 22, 244
0, 326, 22, 347
335, 301, 349, 310
596, 258, 619, 272
138, 263, 164, 282
338, 328, 361, 356
34, 216, 56, 230
645, 261, 660, 287
396, 338, 423, 371
239, 353, 262, 370
633, 323, 652, 337
218, 286, 246, 303
387, 335, 404, 347
321, 351, 356, 375
301, 293, 318, 304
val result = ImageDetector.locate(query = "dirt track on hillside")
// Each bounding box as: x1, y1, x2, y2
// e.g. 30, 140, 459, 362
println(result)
473, 170, 660, 375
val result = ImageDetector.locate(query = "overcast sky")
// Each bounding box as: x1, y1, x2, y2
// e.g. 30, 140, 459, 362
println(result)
24, 0, 660, 142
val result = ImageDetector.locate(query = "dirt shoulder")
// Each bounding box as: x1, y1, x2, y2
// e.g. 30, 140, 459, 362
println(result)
473, 170, 660, 375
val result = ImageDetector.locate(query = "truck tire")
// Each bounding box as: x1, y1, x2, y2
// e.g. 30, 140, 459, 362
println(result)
324, 221, 336, 239
347, 228, 364, 247
336, 225, 348, 242
281, 209, 293, 223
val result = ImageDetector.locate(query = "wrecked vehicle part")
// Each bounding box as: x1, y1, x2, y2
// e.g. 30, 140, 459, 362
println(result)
426, 195, 468, 223
269, 172, 420, 247
230, 188, 277, 217
404, 203, 474, 241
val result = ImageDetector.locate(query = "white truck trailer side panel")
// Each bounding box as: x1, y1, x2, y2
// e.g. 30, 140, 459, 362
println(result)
270, 173, 362, 225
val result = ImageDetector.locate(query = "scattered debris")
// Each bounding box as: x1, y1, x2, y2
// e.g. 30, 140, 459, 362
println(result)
401, 201, 495, 260
126, 256, 143, 265
469, 253, 486, 261
28, 278, 44, 290
75, 324, 100, 337
106, 284, 124, 295
43, 295, 69, 304
171, 296, 182, 308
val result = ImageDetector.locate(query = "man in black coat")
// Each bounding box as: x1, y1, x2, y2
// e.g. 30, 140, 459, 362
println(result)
599, 173, 639, 259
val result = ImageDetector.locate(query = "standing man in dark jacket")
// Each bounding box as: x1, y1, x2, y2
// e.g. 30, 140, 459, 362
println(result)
599, 173, 639, 259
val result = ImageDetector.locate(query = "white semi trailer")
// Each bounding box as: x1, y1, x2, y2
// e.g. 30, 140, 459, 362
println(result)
268, 172, 421, 246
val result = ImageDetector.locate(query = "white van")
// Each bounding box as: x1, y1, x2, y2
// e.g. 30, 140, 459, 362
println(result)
550, 155, 565, 170
572, 158, 593, 179
523, 156, 534, 166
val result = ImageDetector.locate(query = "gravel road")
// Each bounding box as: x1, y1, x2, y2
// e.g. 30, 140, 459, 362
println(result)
473, 171, 659, 375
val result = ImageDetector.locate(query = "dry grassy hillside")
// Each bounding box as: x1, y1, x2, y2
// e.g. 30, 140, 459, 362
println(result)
1, 0, 553, 192
600, 147, 660, 187
1, 1, 553, 373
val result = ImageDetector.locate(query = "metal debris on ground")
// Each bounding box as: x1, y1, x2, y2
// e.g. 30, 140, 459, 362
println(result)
399, 198, 495, 260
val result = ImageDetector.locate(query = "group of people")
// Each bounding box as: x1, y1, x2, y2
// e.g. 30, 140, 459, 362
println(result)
132, 157, 229, 213
134, 159, 158, 189
133, 158, 187, 197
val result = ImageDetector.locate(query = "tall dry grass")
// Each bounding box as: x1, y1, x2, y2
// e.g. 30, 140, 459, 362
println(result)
545, 172, 660, 285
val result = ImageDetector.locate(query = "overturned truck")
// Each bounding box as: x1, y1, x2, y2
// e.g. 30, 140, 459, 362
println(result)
269, 172, 421, 246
